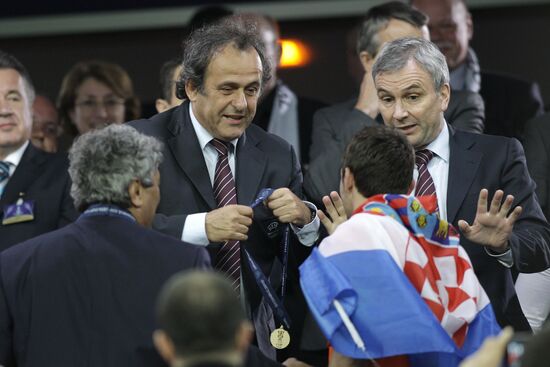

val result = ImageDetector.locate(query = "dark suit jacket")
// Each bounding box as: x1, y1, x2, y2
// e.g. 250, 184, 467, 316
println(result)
190, 346, 283, 367
129, 101, 313, 358
0, 214, 210, 367
480, 71, 544, 140
447, 127, 550, 331
0, 143, 77, 251
245, 345, 283, 367
304, 90, 485, 206
523, 113, 550, 221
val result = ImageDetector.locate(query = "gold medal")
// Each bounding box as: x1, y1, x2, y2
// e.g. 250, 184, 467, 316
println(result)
270, 325, 290, 349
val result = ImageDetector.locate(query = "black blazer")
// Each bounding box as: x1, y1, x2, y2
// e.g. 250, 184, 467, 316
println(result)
480, 71, 544, 140
447, 127, 550, 331
0, 143, 78, 252
523, 113, 550, 221
129, 101, 313, 358
0, 214, 210, 367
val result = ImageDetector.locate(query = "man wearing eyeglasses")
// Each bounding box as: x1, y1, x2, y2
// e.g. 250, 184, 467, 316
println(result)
0, 50, 77, 252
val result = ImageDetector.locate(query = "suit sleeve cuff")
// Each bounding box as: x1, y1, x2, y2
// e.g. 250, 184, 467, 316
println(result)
484, 246, 514, 268
182, 212, 209, 246
290, 201, 320, 247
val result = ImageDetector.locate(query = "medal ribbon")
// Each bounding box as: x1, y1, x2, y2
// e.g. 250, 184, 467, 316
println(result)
247, 188, 292, 330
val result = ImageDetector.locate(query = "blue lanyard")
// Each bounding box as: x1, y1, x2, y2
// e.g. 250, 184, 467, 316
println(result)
247, 188, 292, 329
79, 204, 136, 223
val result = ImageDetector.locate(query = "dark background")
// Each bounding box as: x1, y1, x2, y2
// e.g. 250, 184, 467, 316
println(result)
3, 0, 277, 17
2, 1, 549, 116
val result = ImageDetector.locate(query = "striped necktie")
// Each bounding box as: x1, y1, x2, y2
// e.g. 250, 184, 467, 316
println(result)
210, 139, 241, 293
415, 149, 438, 212
0, 161, 10, 184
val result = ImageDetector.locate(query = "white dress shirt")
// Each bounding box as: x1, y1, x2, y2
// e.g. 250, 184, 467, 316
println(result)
182, 102, 319, 246
0, 140, 28, 197
516, 269, 550, 332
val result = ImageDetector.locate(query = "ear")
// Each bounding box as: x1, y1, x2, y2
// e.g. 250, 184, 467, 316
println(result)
342, 167, 356, 194
153, 330, 176, 363
421, 25, 431, 42
358, 51, 375, 72
276, 42, 283, 66
128, 180, 143, 208
185, 80, 199, 102
439, 83, 451, 112
155, 99, 169, 114
465, 11, 474, 41
235, 321, 254, 354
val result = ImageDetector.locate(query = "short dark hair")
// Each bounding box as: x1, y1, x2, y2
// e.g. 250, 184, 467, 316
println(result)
357, 1, 427, 57
176, 18, 272, 100
0, 49, 36, 103
156, 270, 245, 357
158, 58, 181, 101
342, 125, 414, 198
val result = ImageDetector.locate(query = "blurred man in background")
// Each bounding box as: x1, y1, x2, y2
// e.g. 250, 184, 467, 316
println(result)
155, 59, 183, 113
31, 94, 60, 152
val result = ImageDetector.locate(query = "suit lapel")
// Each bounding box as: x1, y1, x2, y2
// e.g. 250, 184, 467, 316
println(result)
235, 131, 266, 206
166, 102, 216, 209
1, 144, 46, 208
447, 129, 482, 223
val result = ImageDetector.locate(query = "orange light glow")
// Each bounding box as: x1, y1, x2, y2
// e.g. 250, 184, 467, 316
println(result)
279, 39, 311, 68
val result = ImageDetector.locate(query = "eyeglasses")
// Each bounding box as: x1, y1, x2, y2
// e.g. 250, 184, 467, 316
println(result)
75, 98, 125, 112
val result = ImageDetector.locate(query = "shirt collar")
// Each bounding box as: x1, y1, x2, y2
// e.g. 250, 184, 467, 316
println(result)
450, 62, 467, 90
188, 103, 239, 152
424, 120, 449, 163
3, 140, 29, 168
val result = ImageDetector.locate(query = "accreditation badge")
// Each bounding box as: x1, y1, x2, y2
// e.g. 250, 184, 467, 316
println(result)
2, 198, 35, 225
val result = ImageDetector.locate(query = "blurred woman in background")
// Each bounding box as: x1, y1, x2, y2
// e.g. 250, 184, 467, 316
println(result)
57, 60, 140, 147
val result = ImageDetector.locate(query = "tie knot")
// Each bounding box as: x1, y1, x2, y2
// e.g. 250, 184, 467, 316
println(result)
210, 139, 231, 157
415, 149, 434, 167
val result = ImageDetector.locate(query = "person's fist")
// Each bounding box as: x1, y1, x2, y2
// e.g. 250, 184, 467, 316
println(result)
205, 205, 253, 242
266, 188, 311, 226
